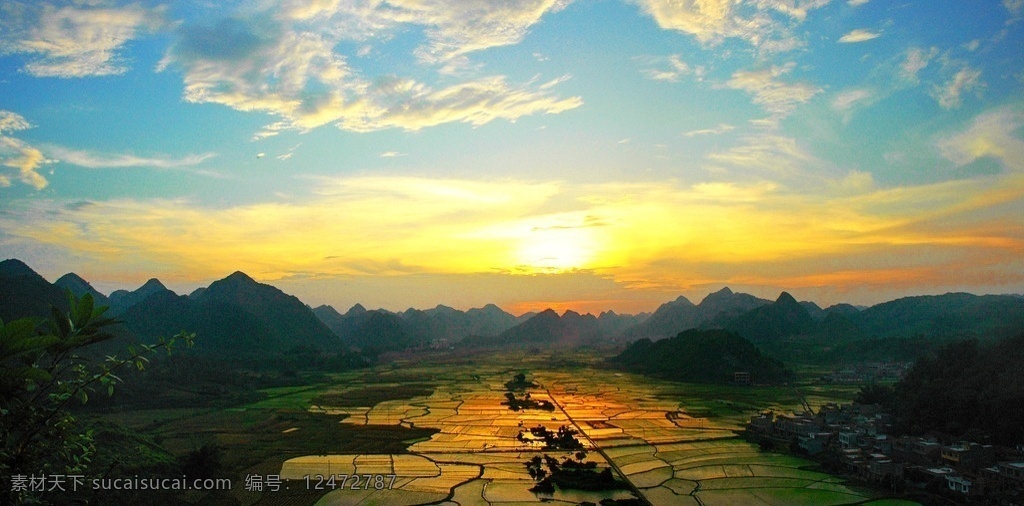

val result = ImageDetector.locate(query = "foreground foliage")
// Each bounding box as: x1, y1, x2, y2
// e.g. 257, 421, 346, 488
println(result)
0, 292, 193, 505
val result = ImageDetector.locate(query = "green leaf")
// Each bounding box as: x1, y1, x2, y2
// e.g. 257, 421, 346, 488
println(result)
72, 292, 94, 330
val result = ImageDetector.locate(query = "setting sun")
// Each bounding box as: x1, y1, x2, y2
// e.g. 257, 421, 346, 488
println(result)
516, 227, 597, 273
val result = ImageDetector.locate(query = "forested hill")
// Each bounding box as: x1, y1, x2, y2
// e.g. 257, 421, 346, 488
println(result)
609, 329, 793, 384
887, 333, 1024, 445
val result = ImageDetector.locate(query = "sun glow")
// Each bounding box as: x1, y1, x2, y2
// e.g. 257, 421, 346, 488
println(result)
515, 228, 596, 273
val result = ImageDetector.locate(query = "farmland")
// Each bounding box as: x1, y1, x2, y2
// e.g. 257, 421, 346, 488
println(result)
102, 350, 915, 505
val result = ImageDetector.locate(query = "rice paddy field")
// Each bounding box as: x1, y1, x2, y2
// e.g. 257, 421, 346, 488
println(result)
113, 350, 918, 505
264, 352, 914, 505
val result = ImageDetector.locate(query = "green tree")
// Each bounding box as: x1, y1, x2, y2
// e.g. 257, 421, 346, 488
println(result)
0, 292, 194, 505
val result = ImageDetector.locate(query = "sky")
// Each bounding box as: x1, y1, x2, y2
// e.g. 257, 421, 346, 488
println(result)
1, 0, 1023, 315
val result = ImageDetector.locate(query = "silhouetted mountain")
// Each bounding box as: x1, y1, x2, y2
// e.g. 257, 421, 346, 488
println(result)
823, 303, 861, 318
610, 329, 792, 384
55, 273, 110, 307
312, 304, 347, 334
853, 293, 1024, 340
470, 308, 604, 348
618, 295, 699, 341
123, 271, 342, 355
596, 310, 648, 336
347, 311, 418, 355
109, 278, 171, 315
313, 304, 420, 353
0, 258, 68, 321
726, 292, 817, 341
464, 304, 519, 336
400, 303, 518, 342
799, 301, 825, 321
700, 287, 774, 327
619, 288, 772, 341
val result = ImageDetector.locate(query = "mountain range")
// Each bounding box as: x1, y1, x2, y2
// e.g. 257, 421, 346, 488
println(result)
3, 258, 1024, 364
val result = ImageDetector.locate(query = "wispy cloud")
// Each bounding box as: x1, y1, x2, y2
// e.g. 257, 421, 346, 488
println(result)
380, 151, 406, 158
848, 0, 871, 6
0, 110, 52, 189
900, 47, 939, 84
838, 29, 881, 43
637, 54, 702, 82
684, 123, 735, 137
725, 63, 821, 121
159, 12, 581, 136
337, 75, 583, 132
937, 106, 1024, 171
279, 0, 570, 69
0, 1, 163, 78
1005, 0, 1024, 16
832, 88, 873, 111
831, 88, 876, 122
634, 0, 830, 51
932, 66, 984, 109
46, 146, 217, 169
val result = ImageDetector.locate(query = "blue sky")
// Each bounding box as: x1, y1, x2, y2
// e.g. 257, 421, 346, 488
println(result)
1, 0, 1023, 314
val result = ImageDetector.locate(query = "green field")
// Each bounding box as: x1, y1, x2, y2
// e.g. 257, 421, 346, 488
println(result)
81, 350, 914, 505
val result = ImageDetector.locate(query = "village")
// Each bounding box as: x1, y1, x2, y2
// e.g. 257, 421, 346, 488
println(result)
746, 401, 1024, 504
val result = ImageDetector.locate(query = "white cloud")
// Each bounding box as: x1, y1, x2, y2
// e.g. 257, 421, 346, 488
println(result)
832, 88, 873, 111
337, 75, 583, 132
900, 47, 938, 83
705, 132, 822, 182
684, 123, 735, 137
1005, 0, 1024, 16
0, 110, 32, 134
278, 0, 570, 68
932, 66, 984, 110
47, 147, 217, 169
725, 63, 821, 120
638, 54, 704, 82
848, 0, 870, 6
160, 13, 581, 135
0, 2, 163, 78
0, 110, 52, 189
937, 106, 1024, 171
838, 28, 880, 43
634, 0, 831, 51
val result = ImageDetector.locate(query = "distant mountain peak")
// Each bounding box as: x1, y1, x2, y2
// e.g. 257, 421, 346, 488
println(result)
55, 273, 93, 292
346, 303, 367, 316
671, 295, 695, 306
0, 258, 38, 277
55, 273, 109, 302
56, 272, 89, 285
140, 278, 167, 291
224, 271, 256, 284
715, 287, 733, 295
775, 291, 798, 305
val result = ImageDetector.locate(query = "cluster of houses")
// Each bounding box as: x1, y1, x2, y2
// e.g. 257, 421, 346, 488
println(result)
746, 403, 1024, 503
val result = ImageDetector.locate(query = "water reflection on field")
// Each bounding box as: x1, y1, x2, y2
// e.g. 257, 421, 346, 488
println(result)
276, 353, 899, 505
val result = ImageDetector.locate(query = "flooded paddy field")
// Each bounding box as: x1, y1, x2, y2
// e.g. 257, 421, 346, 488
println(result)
116, 351, 912, 505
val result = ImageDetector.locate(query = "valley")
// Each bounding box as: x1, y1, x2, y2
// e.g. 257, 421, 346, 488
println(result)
93, 350, 912, 506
